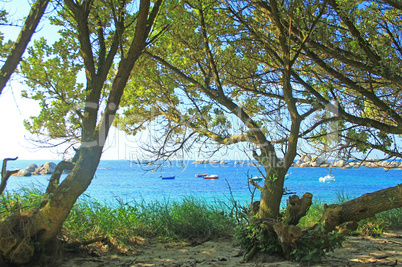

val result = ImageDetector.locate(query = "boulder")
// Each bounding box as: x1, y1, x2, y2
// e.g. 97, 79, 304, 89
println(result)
192, 159, 206, 164
333, 160, 345, 168
316, 157, 329, 165
25, 164, 38, 173
300, 162, 310, 168
13, 169, 31, 177
299, 154, 311, 163
310, 162, 320, 167
33, 162, 57, 175
43, 162, 56, 173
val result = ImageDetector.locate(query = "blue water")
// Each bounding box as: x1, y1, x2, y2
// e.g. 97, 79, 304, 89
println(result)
4, 160, 402, 207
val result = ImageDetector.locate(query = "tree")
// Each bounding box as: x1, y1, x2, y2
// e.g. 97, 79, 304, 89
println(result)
117, 0, 402, 261
118, 0, 316, 219
0, 0, 50, 95
254, 0, 402, 160
0, 0, 163, 264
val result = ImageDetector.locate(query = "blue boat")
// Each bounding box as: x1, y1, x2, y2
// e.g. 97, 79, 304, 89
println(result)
161, 175, 175, 179
249, 176, 263, 182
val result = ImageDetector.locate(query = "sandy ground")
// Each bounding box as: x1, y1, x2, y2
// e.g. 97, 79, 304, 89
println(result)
55, 231, 402, 267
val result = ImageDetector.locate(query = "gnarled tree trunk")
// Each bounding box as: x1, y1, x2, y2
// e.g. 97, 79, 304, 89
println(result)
273, 185, 402, 259
320, 184, 402, 232
0, 0, 163, 264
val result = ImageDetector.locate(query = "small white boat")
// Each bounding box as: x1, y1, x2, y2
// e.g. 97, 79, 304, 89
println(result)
249, 176, 263, 182
319, 174, 335, 182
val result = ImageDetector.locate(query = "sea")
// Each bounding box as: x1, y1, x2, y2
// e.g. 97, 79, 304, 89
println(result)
4, 160, 402, 208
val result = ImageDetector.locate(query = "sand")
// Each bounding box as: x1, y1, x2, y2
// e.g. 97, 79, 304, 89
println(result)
55, 231, 402, 266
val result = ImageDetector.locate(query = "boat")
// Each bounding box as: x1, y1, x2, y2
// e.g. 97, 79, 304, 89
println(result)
203, 175, 219, 179
319, 174, 335, 182
195, 174, 208, 177
249, 176, 263, 182
161, 175, 175, 179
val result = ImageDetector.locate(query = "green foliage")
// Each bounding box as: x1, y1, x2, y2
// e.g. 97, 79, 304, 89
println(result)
20, 36, 84, 140
234, 220, 280, 254
0, 187, 44, 216
356, 208, 402, 237
290, 225, 344, 264
297, 200, 325, 228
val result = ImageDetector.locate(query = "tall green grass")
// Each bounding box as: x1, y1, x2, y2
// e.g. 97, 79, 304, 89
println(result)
0, 188, 236, 250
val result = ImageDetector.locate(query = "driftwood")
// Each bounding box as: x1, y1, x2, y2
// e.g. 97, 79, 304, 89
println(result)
246, 185, 402, 261
320, 184, 402, 233
0, 157, 19, 195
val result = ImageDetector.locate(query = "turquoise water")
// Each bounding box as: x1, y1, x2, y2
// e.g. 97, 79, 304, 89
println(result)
4, 160, 402, 206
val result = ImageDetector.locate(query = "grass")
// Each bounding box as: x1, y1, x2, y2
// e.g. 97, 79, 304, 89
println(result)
0, 188, 236, 253
1, 187, 401, 257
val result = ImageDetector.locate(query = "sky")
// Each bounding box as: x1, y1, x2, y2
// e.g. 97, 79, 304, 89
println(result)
0, 0, 260, 162
0, 1, 389, 162
0, 0, 144, 160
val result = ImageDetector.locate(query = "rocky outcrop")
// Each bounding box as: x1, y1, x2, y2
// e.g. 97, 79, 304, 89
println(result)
192, 159, 227, 164
234, 161, 249, 165
15, 169, 32, 177
25, 164, 38, 173
293, 155, 330, 168
12, 162, 58, 176
292, 155, 402, 169
33, 162, 56, 175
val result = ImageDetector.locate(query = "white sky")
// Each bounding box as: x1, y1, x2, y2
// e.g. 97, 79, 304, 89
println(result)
0, 0, 141, 160
0, 0, 252, 161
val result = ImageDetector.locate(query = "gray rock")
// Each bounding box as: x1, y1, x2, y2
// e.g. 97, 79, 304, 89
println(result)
13, 169, 31, 176
43, 162, 56, 173
333, 160, 345, 167
310, 162, 320, 167
25, 164, 38, 172
299, 154, 311, 163
33, 162, 57, 175
300, 162, 310, 168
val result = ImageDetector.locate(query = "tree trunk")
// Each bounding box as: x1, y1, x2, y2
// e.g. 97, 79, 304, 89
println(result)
34, 146, 102, 243
282, 193, 313, 225
320, 184, 402, 232
275, 185, 402, 259
0, 157, 19, 195
0, 147, 102, 264
258, 167, 286, 218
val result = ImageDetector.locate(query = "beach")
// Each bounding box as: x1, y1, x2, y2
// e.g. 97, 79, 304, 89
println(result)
43, 230, 402, 266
